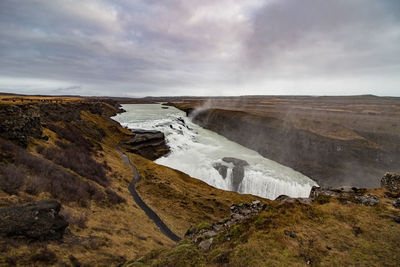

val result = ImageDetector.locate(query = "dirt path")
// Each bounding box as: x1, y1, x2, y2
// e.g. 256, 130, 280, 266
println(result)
116, 144, 181, 242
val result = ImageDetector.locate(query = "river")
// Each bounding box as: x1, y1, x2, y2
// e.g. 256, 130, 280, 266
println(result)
112, 104, 317, 200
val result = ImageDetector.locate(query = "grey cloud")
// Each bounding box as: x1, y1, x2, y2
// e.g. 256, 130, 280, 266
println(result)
0, 0, 399, 96
243, 0, 400, 76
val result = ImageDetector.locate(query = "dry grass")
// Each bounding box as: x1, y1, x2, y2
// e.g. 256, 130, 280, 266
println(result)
126, 188, 400, 267
129, 153, 265, 237
0, 102, 177, 265
0, 94, 83, 104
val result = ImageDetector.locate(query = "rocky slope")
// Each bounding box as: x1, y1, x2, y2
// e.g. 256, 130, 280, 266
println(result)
124, 173, 400, 267
0, 95, 261, 266
0, 200, 68, 241
122, 129, 170, 160
1, 94, 399, 266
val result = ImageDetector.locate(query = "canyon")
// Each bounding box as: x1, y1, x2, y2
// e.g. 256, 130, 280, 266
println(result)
166, 95, 400, 188
0, 94, 399, 266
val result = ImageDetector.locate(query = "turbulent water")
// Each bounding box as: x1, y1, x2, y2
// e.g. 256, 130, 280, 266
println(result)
113, 104, 317, 200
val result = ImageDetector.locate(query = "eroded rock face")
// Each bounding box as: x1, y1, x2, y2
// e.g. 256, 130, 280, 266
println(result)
213, 163, 228, 179
275, 195, 313, 205
381, 173, 400, 192
0, 105, 42, 147
123, 129, 170, 160
222, 157, 249, 191
309, 186, 367, 199
185, 201, 264, 242
198, 238, 213, 251
0, 200, 69, 241
309, 186, 381, 206
355, 194, 380, 206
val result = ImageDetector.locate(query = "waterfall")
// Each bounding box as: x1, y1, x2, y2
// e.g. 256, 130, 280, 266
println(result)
112, 104, 317, 200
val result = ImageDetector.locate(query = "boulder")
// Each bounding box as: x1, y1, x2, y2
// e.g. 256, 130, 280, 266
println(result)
0, 105, 42, 147
123, 129, 170, 160
275, 195, 312, 205
0, 200, 69, 241
198, 238, 213, 251
355, 194, 380, 206
381, 173, 400, 192
283, 230, 296, 238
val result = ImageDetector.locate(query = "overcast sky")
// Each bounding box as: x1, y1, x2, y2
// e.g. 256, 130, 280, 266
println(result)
0, 0, 399, 97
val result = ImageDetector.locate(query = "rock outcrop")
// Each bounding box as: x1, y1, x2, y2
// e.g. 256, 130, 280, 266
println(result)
213, 163, 228, 179
223, 157, 248, 191
123, 129, 170, 160
0, 200, 69, 241
185, 200, 264, 245
213, 157, 249, 191
308, 185, 383, 206
309, 186, 367, 199
381, 173, 400, 192
275, 195, 313, 205
0, 105, 42, 147
355, 194, 380, 206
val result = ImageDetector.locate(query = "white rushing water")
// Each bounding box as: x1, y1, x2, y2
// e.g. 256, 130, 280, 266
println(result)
113, 104, 317, 200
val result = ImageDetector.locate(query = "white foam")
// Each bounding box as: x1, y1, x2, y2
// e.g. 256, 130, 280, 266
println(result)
112, 104, 318, 200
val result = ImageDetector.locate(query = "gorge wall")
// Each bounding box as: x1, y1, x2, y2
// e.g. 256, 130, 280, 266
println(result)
186, 108, 399, 188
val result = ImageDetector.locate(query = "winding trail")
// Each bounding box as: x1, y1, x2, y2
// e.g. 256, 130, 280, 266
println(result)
116, 143, 181, 242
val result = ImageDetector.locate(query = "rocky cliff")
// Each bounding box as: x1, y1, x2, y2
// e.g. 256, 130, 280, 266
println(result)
189, 108, 399, 188
122, 129, 170, 160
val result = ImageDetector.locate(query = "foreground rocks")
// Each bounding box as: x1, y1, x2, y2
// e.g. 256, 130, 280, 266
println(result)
275, 195, 313, 205
123, 129, 170, 160
381, 173, 400, 192
185, 200, 264, 250
355, 194, 380, 206
0, 105, 42, 147
0, 200, 68, 241
307, 186, 380, 206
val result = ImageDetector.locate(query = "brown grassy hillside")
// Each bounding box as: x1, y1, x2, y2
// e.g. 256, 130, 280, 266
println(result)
0, 96, 265, 266
124, 186, 400, 267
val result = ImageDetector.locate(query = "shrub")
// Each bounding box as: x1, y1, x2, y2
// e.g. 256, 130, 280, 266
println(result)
87, 182, 105, 202
69, 255, 82, 267
315, 194, 331, 204
41, 143, 109, 186
0, 163, 26, 194
47, 123, 93, 152
30, 248, 57, 264
25, 175, 47, 195
195, 222, 211, 233
60, 208, 88, 229
0, 134, 105, 206
105, 188, 126, 205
